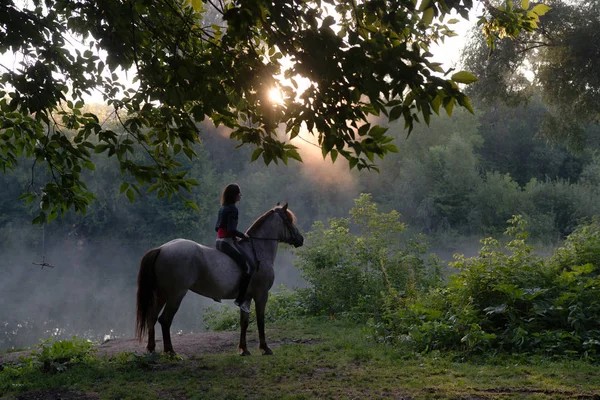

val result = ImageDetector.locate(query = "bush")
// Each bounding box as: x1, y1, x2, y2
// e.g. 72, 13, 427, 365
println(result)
6, 337, 98, 373
202, 287, 309, 331
377, 216, 600, 359
295, 194, 442, 319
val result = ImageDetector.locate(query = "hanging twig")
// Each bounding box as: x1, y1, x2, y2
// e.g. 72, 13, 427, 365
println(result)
32, 224, 55, 269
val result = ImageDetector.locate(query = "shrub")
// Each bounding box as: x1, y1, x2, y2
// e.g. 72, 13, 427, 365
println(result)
21, 337, 96, 373
377, 216, 600, 359
295, 194, 441, 319
202, 287, 309, 331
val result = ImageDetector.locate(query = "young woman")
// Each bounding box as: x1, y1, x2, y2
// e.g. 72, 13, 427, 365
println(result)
215, 183, 254, 313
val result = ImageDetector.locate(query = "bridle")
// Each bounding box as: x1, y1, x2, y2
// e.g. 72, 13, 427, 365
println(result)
247, 209, 300, 242
246, 209, 302, 270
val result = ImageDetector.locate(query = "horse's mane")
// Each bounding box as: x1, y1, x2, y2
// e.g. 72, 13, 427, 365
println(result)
247, 205, 296, 235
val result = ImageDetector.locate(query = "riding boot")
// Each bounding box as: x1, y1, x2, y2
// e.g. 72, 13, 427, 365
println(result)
234, 273, 252, 313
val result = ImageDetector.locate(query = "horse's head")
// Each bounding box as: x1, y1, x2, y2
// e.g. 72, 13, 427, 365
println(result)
247, 203, 304, 247
272, 203, 304, 247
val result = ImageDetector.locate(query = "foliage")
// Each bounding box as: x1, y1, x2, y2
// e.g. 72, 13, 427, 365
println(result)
202, 286, 310, 331
264, 286, 312, 322
9, 337, 97, 373
0, 0, 545, 222
2, 319, 600, 399
462, 0, 600, 149
377, 216, 600, 358
295, 193, 441, 318
358, 105, 600, 241
203, 304, 245, 332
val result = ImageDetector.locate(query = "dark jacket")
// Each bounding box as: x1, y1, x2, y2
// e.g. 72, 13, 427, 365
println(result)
215, 204, 245, 238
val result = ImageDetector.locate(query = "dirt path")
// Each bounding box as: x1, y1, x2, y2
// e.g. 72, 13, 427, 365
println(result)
0, 331, 248, 363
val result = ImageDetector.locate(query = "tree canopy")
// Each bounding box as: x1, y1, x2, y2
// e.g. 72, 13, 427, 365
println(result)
0, 0, 546, 222
462, 0, 599, 149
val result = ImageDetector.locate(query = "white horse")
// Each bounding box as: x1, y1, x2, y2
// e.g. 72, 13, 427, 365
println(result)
135, 203, 303, 355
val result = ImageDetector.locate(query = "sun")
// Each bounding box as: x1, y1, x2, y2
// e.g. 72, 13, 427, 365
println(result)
267, 87, 284, 105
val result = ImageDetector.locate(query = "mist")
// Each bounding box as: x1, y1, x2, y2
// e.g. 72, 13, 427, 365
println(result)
3, 101, 600, 351
0, 200, 312, 351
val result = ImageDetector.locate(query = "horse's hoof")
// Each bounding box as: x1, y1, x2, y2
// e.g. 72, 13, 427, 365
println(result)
261, 347, 274, 356
238, 348, 252, 356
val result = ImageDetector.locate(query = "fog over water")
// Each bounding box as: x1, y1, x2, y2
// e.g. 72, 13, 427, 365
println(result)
0, 225, 307, 351
0, 141, 351, 350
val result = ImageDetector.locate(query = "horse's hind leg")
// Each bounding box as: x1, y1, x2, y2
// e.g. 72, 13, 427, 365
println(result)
255, 294, 273, 355
147, 296, 165, 353
158, 292, 186, 354
238, 308, 251, 356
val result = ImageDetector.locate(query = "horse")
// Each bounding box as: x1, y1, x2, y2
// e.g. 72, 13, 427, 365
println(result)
135, 203, 304, 355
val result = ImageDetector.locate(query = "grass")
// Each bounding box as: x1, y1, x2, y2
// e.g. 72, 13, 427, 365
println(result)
2, 317, 600, 399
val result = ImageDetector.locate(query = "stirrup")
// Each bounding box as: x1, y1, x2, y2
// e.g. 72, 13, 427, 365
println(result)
234, 300, 251, 313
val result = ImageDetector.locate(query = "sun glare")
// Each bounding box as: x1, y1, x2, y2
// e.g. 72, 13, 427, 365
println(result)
267, 87, 284, 105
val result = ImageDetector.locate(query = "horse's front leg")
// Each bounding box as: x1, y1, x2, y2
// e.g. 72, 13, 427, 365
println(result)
238, 307, 251, 356
255, 294, 273, 355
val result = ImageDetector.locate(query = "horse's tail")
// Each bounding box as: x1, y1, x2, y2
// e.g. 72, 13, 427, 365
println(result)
135, 248, 161, 341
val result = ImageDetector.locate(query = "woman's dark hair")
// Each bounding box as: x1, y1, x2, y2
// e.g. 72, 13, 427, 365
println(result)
221, 183, 241, 205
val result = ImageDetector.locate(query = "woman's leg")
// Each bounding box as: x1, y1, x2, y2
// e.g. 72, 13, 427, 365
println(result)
217, 240, 253, 312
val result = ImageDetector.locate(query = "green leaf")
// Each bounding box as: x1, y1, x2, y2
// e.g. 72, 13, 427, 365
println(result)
389, 106, 403, 122
47, 209, 58, 223
383, 144, 398, 153
358, 123, 371, 136
431, 95, 442, 115
422, 7, 435, 26
451, 71, 478, 84
185, 200, 200, 211
531, 4, 550, 16
119, 182, 129, 194
369, 125, 388, 138
126, 188, 135, 203
330, 149, 338, 163
463, 97, 474, 114
428, 63, 445, 73
191, 0, 203, 12
147, 183, 160, 193
251, 148, 263, 162
521, 0, 529, 9
444, 97, 455, 117
32, 213, 45, 225
94, 144, 110, 153
286, 149, 302, 162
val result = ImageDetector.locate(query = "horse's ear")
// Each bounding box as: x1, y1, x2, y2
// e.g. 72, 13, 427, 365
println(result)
282, 202, 288, 212
276, 202, 280, 206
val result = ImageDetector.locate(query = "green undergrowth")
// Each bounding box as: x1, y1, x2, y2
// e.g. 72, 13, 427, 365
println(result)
1, 318, 600, 399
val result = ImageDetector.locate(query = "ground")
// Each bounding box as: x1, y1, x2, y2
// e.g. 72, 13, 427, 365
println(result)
0, 331, 250, 363
2, 322, 599, 400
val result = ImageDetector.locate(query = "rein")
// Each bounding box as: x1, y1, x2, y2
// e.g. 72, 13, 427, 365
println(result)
245, 208, 301, 272
247, 236, 278, 272
249, 236, 279, 241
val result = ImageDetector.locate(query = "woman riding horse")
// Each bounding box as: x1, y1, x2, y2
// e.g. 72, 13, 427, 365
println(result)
136, 202, 303, 355
214, 183, 254, 313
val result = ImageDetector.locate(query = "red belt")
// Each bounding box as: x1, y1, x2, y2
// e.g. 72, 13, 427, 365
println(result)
217, 227, 234, 238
